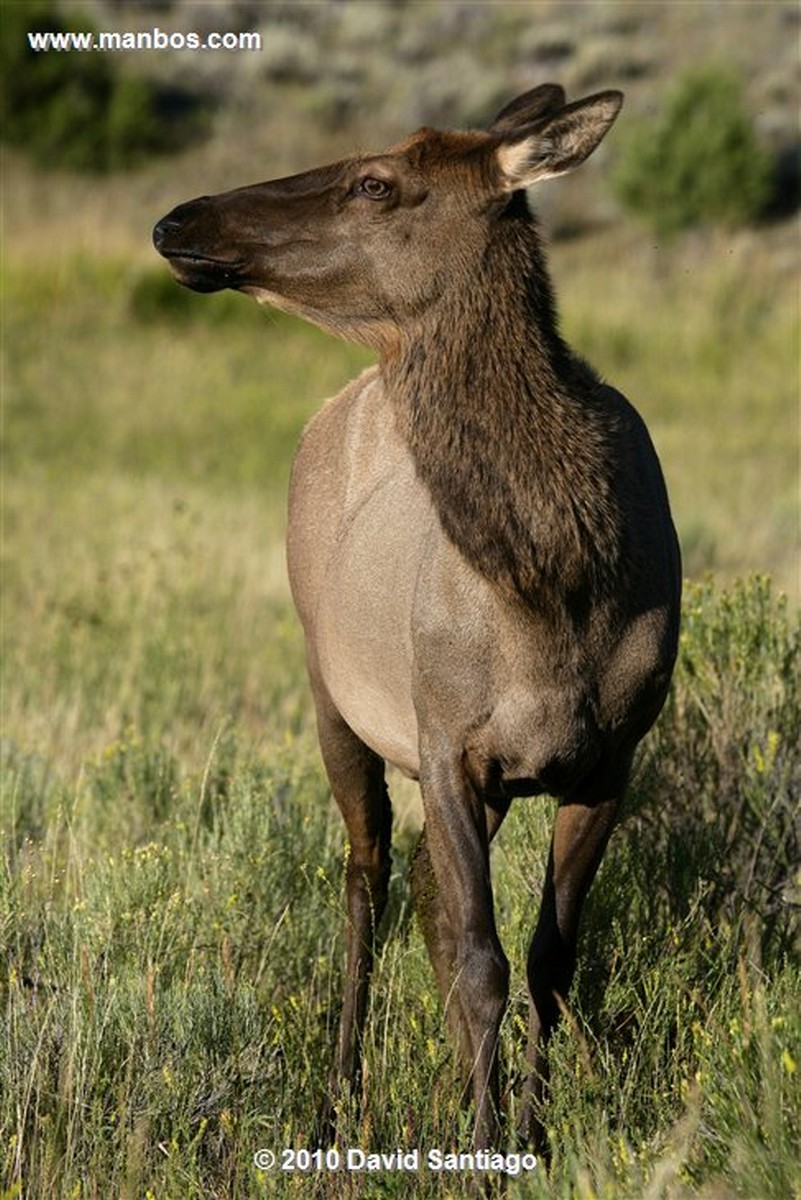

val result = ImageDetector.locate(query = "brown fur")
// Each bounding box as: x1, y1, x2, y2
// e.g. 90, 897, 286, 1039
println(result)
154, 84, 681, 1155
388, 200, 628, 611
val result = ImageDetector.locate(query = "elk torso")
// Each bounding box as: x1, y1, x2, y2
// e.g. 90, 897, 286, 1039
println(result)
288, 358, 678, 800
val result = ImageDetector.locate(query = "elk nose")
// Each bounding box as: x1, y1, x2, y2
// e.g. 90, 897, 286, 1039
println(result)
152, 213, 181, 252
152, 197, 212, 253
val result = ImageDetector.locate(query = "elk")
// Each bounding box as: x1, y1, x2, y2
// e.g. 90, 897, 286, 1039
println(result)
153, 84, 681, 1153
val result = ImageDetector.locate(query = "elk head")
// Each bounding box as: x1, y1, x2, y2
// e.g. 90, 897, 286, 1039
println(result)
153, 86, 622, 350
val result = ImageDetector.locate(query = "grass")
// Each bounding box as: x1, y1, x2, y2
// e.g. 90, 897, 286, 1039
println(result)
2, 154, 799, 1196
2, 249, 371, 776
2, 582, 799, 1198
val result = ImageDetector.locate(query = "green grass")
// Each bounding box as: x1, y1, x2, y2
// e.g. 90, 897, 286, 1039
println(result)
2, 583, 799, 1199
2, 251, 372, 775
2, 167, 799, 1196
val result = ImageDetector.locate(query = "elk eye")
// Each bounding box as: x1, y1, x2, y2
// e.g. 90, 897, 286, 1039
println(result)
355, 176, 393, 200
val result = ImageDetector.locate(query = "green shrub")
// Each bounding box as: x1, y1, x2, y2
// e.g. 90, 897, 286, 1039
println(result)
620, 577, 800, 961
0, 3, 207, 172
613, 66, 773, 234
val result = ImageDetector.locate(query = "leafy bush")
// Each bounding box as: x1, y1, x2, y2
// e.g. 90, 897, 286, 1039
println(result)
613, 66, 773, 233
621, 576, 800, 960
0, 3, 207, 172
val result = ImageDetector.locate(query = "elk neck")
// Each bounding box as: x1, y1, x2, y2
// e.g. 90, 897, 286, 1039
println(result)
382, 200, 629, 618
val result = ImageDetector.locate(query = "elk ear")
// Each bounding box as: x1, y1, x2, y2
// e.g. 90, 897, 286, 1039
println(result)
496, 90, 623, 190
489, 83, 567, 134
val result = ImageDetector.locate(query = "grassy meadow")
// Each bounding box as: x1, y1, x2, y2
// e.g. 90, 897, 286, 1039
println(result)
2, 104, 800, 1200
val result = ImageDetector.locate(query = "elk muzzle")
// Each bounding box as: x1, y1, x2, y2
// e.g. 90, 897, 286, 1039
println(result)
153, 197, 246, 292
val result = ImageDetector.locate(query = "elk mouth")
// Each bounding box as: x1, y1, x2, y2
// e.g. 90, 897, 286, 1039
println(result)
156, 249, 247, 294
153, 207, 248, 293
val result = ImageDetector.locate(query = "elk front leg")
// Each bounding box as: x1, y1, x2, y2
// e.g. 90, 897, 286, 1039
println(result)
418, 750, 509, 1149
517, 781, 623, 1153
314, 692, 392, 1137
412, 799, 510, 1081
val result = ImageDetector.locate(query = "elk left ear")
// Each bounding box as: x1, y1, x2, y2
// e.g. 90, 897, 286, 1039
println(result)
489, 83, 567, 134
496, 90, 623, 190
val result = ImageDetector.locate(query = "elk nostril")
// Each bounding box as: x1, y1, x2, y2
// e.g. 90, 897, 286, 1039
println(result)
153, 213, 183, 251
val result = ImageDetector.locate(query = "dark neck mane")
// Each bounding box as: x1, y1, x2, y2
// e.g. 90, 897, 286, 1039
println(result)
383, 205, 627, 613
